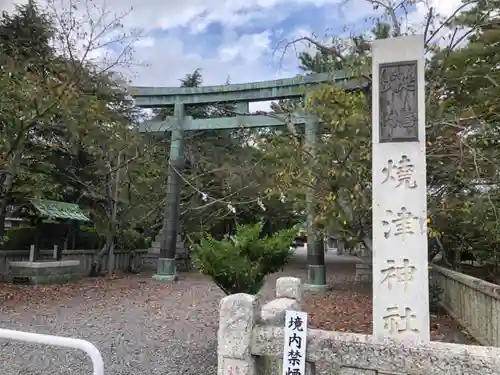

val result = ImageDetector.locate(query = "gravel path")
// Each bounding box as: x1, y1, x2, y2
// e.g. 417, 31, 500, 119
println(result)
0, 256, 476, 375
0, 273, 225, 375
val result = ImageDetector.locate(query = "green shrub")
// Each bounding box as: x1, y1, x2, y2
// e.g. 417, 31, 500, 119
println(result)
116, 228, 152, 250
429, 267, 443, 313
429, 282, 443, 313
2, 226, 103, 250
192, 222, 296, 295
2, 227, 36, 249
76, 226, 103, 249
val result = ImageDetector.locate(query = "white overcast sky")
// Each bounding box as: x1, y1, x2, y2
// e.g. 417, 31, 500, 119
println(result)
0, 0, 464, 111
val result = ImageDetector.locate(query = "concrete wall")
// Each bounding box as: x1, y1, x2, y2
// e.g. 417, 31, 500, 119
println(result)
217, 277, 500, 375
0, 249, 148, 281
432, 264, 500, 347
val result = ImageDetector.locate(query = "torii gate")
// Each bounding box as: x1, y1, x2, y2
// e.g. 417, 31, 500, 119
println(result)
130, 72, 366, 290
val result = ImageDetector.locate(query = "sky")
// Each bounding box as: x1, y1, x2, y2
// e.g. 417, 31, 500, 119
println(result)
0, 0, 464, 110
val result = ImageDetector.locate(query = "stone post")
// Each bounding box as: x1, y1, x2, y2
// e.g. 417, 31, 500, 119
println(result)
29, 244, 35, 262
218, 293, 259, 375
261, 277, 302, 324
258, 277, 302, 375
153, 102, 185, 283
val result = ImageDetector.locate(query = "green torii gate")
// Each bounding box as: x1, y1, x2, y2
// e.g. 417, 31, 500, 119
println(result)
131, 71, 364, 289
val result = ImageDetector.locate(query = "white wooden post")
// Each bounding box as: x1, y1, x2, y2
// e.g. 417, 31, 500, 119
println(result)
371, 35, 430, 342
29, 244, 35, 262
53, 245, 58, 260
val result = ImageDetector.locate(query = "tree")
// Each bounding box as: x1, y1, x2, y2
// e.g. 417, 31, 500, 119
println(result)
140, 69, 300, 244
0, 0, 147, 278
422, 0, 500, 276
261, 21, 390, 254
0, 0, 62, 239
262, 0, 500, 266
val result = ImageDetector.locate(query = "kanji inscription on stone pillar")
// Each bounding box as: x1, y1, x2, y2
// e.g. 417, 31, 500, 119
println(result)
372, 35, 430, 342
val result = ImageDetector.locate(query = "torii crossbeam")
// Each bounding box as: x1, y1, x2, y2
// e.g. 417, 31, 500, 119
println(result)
130, 71, 367, 288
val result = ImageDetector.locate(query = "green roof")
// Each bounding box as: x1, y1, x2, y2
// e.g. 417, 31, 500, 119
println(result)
30, 199, 90, 221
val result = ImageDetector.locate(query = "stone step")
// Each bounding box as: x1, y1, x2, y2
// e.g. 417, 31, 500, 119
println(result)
149, 240, 186, 253
151, 240, 185, 249
145, 242, 191, 272
154, 234, 184, 242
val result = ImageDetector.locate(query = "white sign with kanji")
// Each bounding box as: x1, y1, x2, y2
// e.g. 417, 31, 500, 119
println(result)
282, 310, 308, 375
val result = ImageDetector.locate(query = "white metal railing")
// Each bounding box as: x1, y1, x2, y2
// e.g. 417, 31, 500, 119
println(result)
0, 328, 104, 375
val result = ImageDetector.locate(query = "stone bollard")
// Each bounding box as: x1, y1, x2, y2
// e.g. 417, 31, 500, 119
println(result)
218, 293, 260, 375
261, 277, 302, 324
217, 278, 310, 375
276, 277, 302, 301
258, 277, 303, 375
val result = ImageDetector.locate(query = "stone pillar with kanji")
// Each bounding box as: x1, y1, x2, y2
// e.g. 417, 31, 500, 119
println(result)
371, 35, 430, 342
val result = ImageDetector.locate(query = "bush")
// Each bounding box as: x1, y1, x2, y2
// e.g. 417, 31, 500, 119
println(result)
429, 267, 443, 313
1, 225, 151, 251
1, 226, 103, 250
192, 222, 296, 295
2, 227, 36, 249
76, 226, 103, 249
116, 228, 152, 250
429, 282, 443, 313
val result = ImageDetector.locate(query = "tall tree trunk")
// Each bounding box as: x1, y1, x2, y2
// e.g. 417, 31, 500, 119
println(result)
362, 234, 373, 254
0, 200, 9, 242
89, 151, 121, 276
89, 237, 112, 276
108, 152, 121, 277
0, 151, 22, 241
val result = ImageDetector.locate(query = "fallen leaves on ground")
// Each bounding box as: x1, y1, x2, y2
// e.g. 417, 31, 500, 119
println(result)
0, 273, 174, 313
302, 283, 478, 344
304, 287, 371, 334
0, 266, 478, 346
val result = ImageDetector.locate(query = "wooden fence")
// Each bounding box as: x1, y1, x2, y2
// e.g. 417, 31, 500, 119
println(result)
431, 264, 500, 346
0, 249, 149, 281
